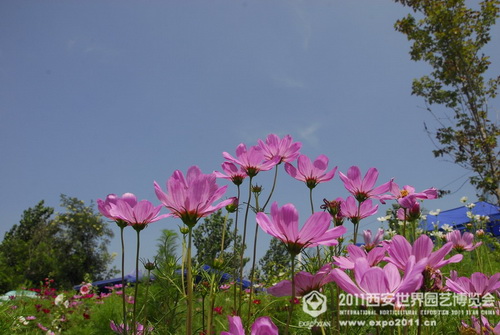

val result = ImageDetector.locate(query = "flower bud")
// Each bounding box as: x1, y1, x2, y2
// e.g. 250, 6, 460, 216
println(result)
213, 257, 224, 269
252, 185, 262, 194
143, 261, 156, 271
225, 197, 239, 213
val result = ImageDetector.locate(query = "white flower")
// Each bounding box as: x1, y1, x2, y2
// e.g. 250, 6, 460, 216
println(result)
385, 229, 397, 238
466, 211, 474, 219
460, 196, 468, 203
430, 231, 444, 239
466, 203, 476, 209
429, 209, 441, 216
54, 294, 65, 306
17, 316, 28, 326
479, 215, 490, 223
377, 215, 392, 222
441, 224, 454, 232
420, 214, 427, 220
416, 228, 424, 235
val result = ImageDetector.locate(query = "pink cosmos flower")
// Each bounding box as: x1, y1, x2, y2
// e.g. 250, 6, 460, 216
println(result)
338, 166, 393, 202
331, 256, 425, 304
333, 244, 387, 270
110, 321, 153, 335
258, 133, 302, 164
102, 193, 168, 229
98, 193, 137, 222
79, 283, 92, 296
267, 264, 335, 297
385, 235, 463, 272
256, 202, 346, 255
154, 166, 233, 227
461, 315, 500, 335
221, 315, 278, 335
37, 323, 49, 331
284, 154, 337, 189
445, 230, 482, 252
214, 162, 248, 186
363, 228, 384, 251
396, 196, 421, 221
223, 143, 280, 177
379, 183, 438, 205
340, 196, 378, 224
446, 272, 500, 297
320, 197, 345, 226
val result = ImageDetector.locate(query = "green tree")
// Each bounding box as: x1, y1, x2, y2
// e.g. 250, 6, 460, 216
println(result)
51, 195, 116, 287
155, 229, 180, 269
394, 0, 500, 204
0, 195, 116, 291
147, 229, 184, 334
258, 237, 291, 285
0, 201, 57, 291
192, 210, 248, 269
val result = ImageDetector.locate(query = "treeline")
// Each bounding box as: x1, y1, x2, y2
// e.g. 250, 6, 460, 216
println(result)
0, 195, 116, 292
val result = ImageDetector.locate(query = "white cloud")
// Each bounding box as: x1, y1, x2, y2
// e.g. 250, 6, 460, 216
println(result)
298, 123, 321, 147
65, 37, 118, 62
289, 0, 312, 50
271, 74, 305, 88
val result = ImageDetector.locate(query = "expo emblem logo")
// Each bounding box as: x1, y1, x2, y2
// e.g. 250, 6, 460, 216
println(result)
302, 290, 327, 317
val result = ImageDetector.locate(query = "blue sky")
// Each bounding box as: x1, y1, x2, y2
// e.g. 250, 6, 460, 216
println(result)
1, 0, 498, 275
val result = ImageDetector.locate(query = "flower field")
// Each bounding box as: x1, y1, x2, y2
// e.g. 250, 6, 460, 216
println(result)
1, 134, 499, 335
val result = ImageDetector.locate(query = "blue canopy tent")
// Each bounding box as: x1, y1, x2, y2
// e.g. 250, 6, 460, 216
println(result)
73, 270, 151, 293
74, 266, 251, 292
422, 201, 500, 236
177, 265, 252, 290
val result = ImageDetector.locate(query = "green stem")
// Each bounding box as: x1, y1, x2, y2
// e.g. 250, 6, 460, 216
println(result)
247, 192, 261, 326
411, 219, 416, 242
310, 187, 322, 267
309, 187, 315, 214
206, 272, 217, 335
247, 230, 259, 325
238, 176, 253, 314
261, 165, 279, 211
335, 284, 340, 335
232, 186, 241, 313
201, 294, 206, 334
402, 209, 407, 239
353, 221, 359, 245
285, 254, 296, 335
353, 201, 362, 245
181, 231, 187, 304
478, 301, 484, 335
119, 226, 127, 335
475, 245, 484, 273
143, 269, 151, 335
220, 213, 229, 256
132, 229, 141, 335
186, 228, 194, 335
